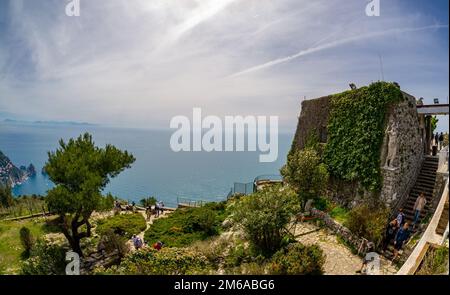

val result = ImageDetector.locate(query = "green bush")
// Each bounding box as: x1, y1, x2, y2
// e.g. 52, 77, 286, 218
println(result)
98, 229, 129, 258
232, 185, 297, 257
140, 196, 157, 207
21, 239, 66, 275
19, 226, 34, 257
416, 246, 449, 275
313, 197, 332, 211
97, 247, 210, 275
271, 243, 325, 275
96, 213, 146, 239
97, 193, 115, 212
323, 82, 403, 191
345, 203, 389, 246
329, 206, 349, 224
144, 202, 228, 247
281, 147, 329, 208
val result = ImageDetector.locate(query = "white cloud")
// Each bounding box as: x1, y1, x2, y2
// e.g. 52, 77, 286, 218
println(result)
0, 0, 448, 132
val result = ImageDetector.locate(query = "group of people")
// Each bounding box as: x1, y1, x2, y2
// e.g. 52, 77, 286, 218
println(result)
433, 132, 447, 151
145, 201, 165, 220
382, 192, 427, 261
114, 200, 138, 213
131, 234, 164, 252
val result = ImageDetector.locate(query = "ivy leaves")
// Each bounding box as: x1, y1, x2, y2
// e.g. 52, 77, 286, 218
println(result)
323, 82, 402, 191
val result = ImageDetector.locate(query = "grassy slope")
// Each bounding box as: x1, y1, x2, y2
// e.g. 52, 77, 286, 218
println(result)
0, 218, 55, 274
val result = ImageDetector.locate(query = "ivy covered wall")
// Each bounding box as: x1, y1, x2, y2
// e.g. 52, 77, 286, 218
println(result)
289, 82, 422, 207
323, 82, 403, 191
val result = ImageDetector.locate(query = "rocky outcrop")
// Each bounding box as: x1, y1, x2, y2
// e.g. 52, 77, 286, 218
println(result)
0, 150, 36, 187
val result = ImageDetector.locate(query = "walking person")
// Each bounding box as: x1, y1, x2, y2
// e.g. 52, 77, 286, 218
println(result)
439, 132, 444, 150
382, 219, 399, 252
413, 192, 427, 229
434, 132, 439, 147
155, 202, 160, 217
396, 208, 405, 227
392, 223, 410, 262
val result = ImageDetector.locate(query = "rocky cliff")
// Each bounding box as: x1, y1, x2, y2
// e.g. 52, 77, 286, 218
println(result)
0, 150, 34, 187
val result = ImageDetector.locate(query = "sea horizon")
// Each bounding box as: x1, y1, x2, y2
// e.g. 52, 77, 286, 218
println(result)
0, 121, 293, 207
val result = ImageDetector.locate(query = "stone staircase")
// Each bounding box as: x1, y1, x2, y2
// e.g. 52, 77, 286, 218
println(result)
381, 157, 439, 262
402, 156, 439, 223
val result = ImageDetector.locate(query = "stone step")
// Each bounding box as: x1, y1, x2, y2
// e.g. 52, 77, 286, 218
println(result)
405, 199, 432, 208
415, 174, 437, 181
412, 183, 435, 189
411, 187, 435, 194
421, 165, 438, 170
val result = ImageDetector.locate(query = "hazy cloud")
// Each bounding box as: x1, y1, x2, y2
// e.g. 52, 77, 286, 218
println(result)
0, 0, 448, 132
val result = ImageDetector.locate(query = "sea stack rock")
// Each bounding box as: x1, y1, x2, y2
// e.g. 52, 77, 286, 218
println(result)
27, 164, 37, 177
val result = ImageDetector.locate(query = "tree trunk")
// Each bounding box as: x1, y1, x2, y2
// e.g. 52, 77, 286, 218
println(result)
58, 212, 92, 258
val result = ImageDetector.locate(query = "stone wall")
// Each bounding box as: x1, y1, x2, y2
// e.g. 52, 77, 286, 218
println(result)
292, 95, 331, 150
291, 89, 423, 209
310, 208, 371, 255
380, 92, 423, 207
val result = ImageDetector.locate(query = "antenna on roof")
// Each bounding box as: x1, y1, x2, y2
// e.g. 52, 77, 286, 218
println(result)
378, 53, 385, 81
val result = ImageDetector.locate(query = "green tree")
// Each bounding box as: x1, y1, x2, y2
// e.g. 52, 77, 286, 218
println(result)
232, 185, 297, 257
45, 133, 135, 256
280, 147, 329, 209
431, 116, 439, 133
0, 184, 14, 208
139, 196, 157, 207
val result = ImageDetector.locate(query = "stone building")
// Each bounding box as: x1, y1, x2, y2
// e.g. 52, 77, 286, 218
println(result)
291, 86, 424, 208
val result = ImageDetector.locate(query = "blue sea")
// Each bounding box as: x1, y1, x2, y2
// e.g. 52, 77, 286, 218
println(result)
0, 122, 292, 207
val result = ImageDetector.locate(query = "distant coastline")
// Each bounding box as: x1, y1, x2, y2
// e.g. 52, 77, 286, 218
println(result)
2, 118, 96, 126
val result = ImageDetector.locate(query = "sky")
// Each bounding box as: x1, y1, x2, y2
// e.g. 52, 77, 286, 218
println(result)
0, 0, 448, 132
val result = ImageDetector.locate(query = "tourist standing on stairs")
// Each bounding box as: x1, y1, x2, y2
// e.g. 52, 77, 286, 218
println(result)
413, 192, 427, 229
396, 208, 405, 227
435, 132, 439, 147
439, 132, 444, 150
382, 218, 399, 252
392, 223, 411, 262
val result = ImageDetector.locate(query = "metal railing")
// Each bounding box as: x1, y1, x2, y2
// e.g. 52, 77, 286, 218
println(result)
176, 197, 207, 208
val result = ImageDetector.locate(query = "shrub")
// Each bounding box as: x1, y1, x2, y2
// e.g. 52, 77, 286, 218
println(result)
313, 197, 332, 211
98, 230, 129, 258
232, 185, 297, 257
345, 203, 390, 246
98, 193, 115, 212
329, 206, 349, 224
185, 207, 217, 235
97, 247, 210, 275
271, 243, 325, 275
21, 239, 67, 275
140, 196, 157, 207
144, 202, 228, 247
416, 246, 449, 275
281, 148, 329, 208
19, 226, 34, 257
96, 213, 146, 239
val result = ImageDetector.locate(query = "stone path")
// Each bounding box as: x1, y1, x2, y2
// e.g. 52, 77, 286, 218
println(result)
127, 210, 170, 251
293, 222, 398, 275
